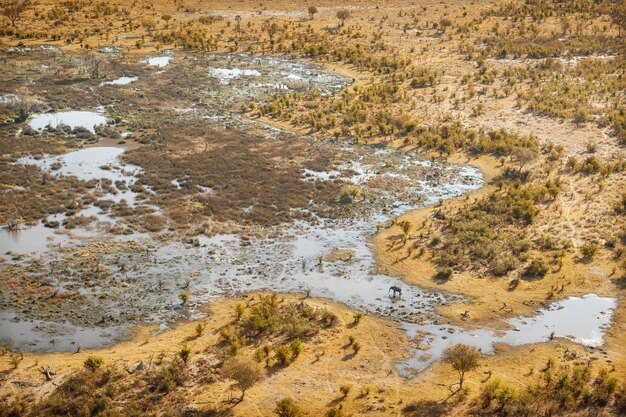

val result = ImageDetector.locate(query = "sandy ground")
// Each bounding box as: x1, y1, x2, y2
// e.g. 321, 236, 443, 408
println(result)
0, 293, 607, 416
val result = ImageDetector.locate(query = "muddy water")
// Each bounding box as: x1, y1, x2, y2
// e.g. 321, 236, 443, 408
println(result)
101, 76, 138, 86
1, 146, 146, 254
18, 147, 141, 183
399, 294, 616, 375
1, 140, 485, 352
0, 217, 69, 254
0, 53, 616, 373
28, 110, 107, 133
143, 55, 173, 68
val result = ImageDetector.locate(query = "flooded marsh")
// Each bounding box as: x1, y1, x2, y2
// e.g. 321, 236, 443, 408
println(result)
0, 49, 616, 375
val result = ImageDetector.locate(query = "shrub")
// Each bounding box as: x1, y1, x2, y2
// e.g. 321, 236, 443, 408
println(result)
434, 267, 453, 281
275, 397, 305, 417
320, 310, 339, 327
525, 258, 549, 277
476, 362, 624, 415
179, 290, 189, 305
289, 339, 303, 359
591, 368, 618, 405
274, 345, 294, 366
241, 294, 282, 335
254, 345, 272, 367
9, 350, 23, 369
480, 379, 503, 409
325, 408, 344, 417
179, 345, 191, 365
339, 384, 352, 398
615, 387, 626, 414
580, 243, 599, 261
195, 323, 206, 337
336, 10, 350, 26
153, 361, 185, 394
84, 356, 104, 372
351, 341, 361, 355
614, 193, 626, 215
235, 303, 245, 321
573, 109, 589, 125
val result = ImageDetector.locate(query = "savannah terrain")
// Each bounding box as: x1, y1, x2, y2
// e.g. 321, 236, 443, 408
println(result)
0, 0, 625, 416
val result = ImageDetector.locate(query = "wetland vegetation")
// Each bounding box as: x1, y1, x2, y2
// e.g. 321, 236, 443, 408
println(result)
0, 1, 625, 416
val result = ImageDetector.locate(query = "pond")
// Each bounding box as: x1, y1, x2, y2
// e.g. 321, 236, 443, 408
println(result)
28, 110, 107, 133
101, 76, 138, 86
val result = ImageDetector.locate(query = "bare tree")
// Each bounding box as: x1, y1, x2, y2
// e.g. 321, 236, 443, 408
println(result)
1, 0, 31, 28
512, 146, 537, 174
336, 10, 350, 27
235, 15, 241, 36
308, 6, 318, 20
610, 0, 626, 37
221, 357, 265, 400
442, 343, 481, 391
560, 17, 570, 36
263, 19, 279, 41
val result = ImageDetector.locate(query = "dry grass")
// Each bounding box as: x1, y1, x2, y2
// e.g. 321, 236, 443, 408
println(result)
0, 0, 625, 415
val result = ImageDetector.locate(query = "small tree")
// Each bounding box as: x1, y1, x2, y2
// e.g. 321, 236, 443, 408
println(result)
308, 6, 318, 20
1, 0, 31, 28
580, 243, 599, 261
274, 345, 293, 366
442, 344, 481, 391
289, 339, 303, 359
195, 323, 206, 337
336, 10, 350, 27
610, 0, 626, 37
264, 20, 279, 41
339, 384, 352, 398
235, 303, 245, 321
84, 356, 104, 372
525, 257, 548, 277
234, 15, 241, 36
275, 397, 305, 417
512, 146, 537, 174
179, 345, 191, 365
179, 290, 189, 306
221, 357, 265, 400
325, 408, 344, 417
439, 17, 452, 32
9, 350, 23, 369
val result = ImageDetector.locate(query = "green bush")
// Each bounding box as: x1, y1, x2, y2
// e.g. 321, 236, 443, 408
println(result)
580, 243, 599, 261
476, 364, 623, 415
289, 339, 303, 359
525, 258, 549, 277
153, 361, 185, 394
325, 408, 344, 417
179, 345, 191, 365
84, 356, 105, 373
275, 397, 305, 417
274, 345, 294, 366
434, 267, 453, 281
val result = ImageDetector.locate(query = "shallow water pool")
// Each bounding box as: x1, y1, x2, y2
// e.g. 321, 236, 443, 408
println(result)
29, 111, 107, 133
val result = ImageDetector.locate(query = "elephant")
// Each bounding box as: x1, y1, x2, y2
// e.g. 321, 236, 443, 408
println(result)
389, 285, 402, 298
